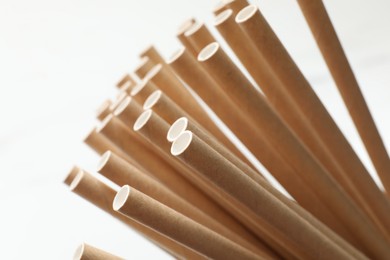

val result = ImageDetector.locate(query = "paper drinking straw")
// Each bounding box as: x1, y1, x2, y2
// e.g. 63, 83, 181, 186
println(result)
113, 186, 261, 260
214, 9, 386, 235
134, 56, 156, 79
296, 0, 390, 194
176, 18, 197, 56
171, 131, 363, 259
73, 243, 123, 260
236, 5, 390, 238
184, 23, 215, 54
113, 96, 144, 128
68, 170, 204, 259
197, 42, 390, 258
139, 45, 166, 66
96, 100, 112, 121
129, 79, 159, 104
213, 0, 249, 16
98, 151, 274, 257
64, 166, 81, 185
116, 74, 136, 89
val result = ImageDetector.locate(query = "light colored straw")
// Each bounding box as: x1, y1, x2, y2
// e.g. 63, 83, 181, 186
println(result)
73, 243, 123, 260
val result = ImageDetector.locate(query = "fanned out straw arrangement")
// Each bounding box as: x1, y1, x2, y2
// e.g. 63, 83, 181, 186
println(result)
65, 0, 390, 259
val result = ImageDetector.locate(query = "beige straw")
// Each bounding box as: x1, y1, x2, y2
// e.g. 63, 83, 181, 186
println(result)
134, 56, 156, 79
73, 243, 123, 260
184, 22, 215, 54
176, 18, 197, 56
129, 79, 159, 105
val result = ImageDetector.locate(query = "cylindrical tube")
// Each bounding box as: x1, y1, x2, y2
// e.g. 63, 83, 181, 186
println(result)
96, 100, 112, 121
113, 186, 260, 260
130, 79, 159, 105
134, 56, 156, 79
73, 243, 123, 260
184, 23, 216, 54
176, 18, 197, 56
116, 74, 136, 89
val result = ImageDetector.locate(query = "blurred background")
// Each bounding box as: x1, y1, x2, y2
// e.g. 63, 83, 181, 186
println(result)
0, 0, 389, 259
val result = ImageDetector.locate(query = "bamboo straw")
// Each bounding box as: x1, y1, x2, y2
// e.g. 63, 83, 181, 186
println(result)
197, 42, 390, 258
129, 79, 159, 104
214, 9, 390, 238
64, 166, 80, 185
169, 46, 351, 242
113, 185, 260, 260
116, 74, 136, 89
134, 56, 156, 79
171, 131, 353, 260
176, 18, 197, 56
236, 5, 390, 237
296, 0, 390, 193
184, 23, 215, 54
96, 100, 112, 121
73, 243, 123, 260
166, 118, 366, 259
68, 170, 204, 259
98, 151, 274, 258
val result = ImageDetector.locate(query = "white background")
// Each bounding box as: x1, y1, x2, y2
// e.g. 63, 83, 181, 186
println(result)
0, 0, 389, 259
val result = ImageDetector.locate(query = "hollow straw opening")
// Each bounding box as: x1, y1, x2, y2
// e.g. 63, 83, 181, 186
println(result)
109, 92, 127, 111
143, 90, 162, 110
214, 9, 233, 26
198, 42, 220, 62
130, 81, 147, 96
63, 166, 80, 185
73, 243, 84, 260
96, 114, 113, 133
134, 110, 153, 131
97, 151, 112, 172
167, 48, 185, 64
177, 18, 196, 35
144, 64, 162, 80
184, 22, 203, 37
96, 100, 111, 115
113, 185, 131, 211
70, 170, 84, 191
235, 4, 257, 23
171, 130, 193, 156
167, 117, 189, 142
113, 96, 131, 117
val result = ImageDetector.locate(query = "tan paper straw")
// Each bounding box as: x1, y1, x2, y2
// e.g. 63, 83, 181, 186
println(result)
113, 96, 144, 128
143, 88, 252, 166
129, 79, 159, 105
96, 100, 112, 121
113, 185, 260, 260
68, 170, 204, 259
184, 22, 215, 54
176, 18, 197, 56
98, 151, 274, 258
214, 9, 388, 237
236, 5, 390, 237
297, 0, 390, 193
172, 131, 365, 259
73, 243, 123, 260
64, 166, 80, 186
134, 56, 156, 79
170, 46, 349, 240
213, 0, 249, 16
116, 74, 136, 89
197, 42, 390, 258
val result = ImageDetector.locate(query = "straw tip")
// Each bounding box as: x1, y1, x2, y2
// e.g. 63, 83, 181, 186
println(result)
113, 185, 131, 211
143, 90, 162, 110
214, 9, 233, 26
70, 170, 84, 191
97, 151, 112, 172
184, 22, 203, 37
96, 114, 113, 133
113, 96, 131, 117
198, 42, 219, 62
171, 130, 193, 156
167, 48, 185, 64
64, 166, 81, 186
167, 117, 188, 142
144, 64, 162, 80
73, 243, 85, 260
235, 4, 257, 23
134, 110, 152, 131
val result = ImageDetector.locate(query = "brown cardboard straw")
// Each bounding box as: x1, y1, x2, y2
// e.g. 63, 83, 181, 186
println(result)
176, 18, 197, 56
68, 170, 204, 259
113, 185, 260, 260
73, 243, 123, 260
213, 0, 249, 16
139, 45, 167, 66
142, 88, 252, 166
97, 114, 240, 226
171, 131, 354, 260
96, 100, 112, 121
112, 96, 144, 128
134, 56, 156, 79
197, 42, 390, 257
98, 151, 274, 258
169, 47, 352, 240
64, 166, 80, 185
116, 74, 136, 89
214, 9, 389, 238
236, 5, 390, 237
129, 79, 159, 104
184, 22, 215, 54
296, 0, 390, 193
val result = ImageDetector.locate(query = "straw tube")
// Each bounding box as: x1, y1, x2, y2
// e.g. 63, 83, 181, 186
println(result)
116, 74, 136, 89
98, 151, 274, 258
134, 56, 156, 79
296, 0, 390, 193
236, 5, 390, 237
171, 131, 359, 259
184, 23, 216, 54
176, 18, 197, 56
64, 166, 80, 185
73, 243, 123, 260
113, 185, 260, 260
197, 42, 390, 258
129, 79, 159, 105
214, 9, 386, 237
68, 170, 203, 259
96, 100, 112, 121
213, 0, 249, 16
